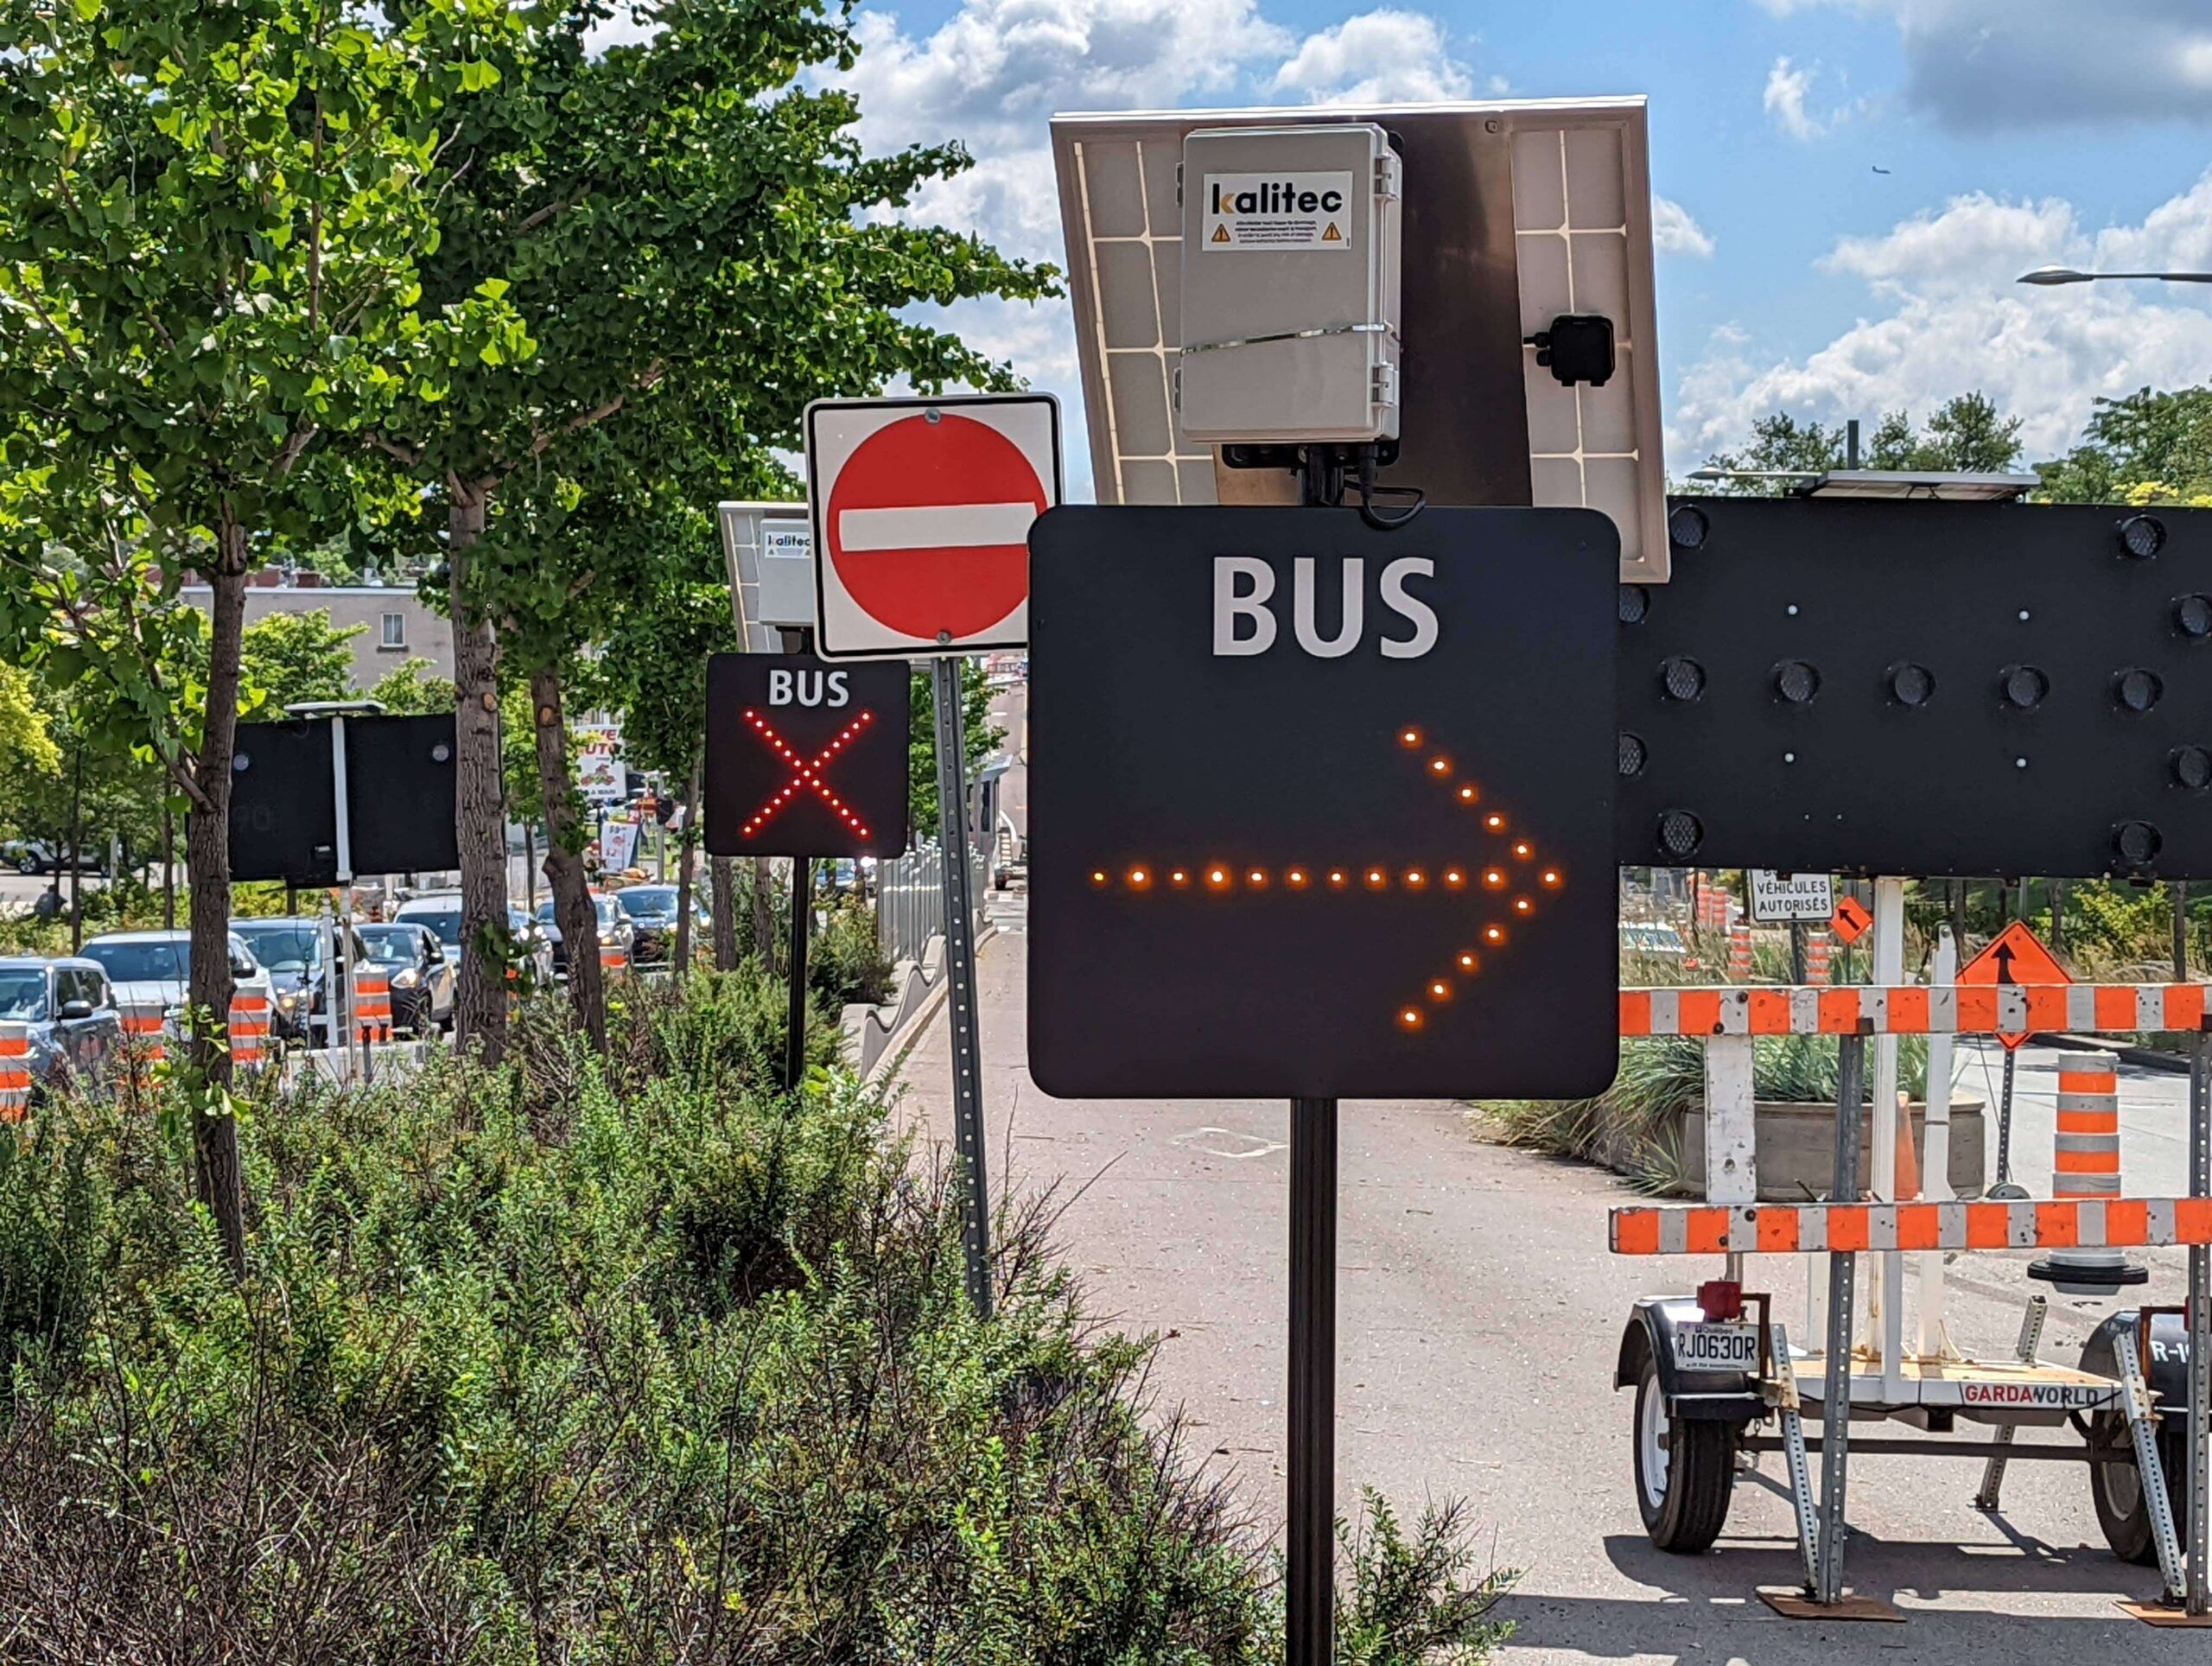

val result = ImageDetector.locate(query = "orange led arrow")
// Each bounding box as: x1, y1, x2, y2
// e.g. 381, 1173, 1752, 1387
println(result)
1084, 722, 1568, 1030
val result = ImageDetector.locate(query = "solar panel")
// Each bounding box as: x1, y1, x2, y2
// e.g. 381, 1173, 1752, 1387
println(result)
1050, 99, 1670, 581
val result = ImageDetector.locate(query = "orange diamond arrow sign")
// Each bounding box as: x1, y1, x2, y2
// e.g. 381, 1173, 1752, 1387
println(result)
1829, 894, 1872, 945
1959, 920, 2070, 1051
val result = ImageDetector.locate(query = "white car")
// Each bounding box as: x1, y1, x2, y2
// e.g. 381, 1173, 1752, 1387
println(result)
79, 929, 276, 1021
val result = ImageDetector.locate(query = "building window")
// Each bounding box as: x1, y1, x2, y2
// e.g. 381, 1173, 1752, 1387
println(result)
380, 612, 407, 649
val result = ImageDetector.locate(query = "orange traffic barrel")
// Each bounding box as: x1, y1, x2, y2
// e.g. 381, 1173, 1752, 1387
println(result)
2029, 1054, 2145, 1294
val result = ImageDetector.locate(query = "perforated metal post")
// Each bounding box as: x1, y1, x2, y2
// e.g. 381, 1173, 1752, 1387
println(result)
1973, 1294, 2047, 1511
931, 656, 991, 1319
1816, 1033, 1864, 1606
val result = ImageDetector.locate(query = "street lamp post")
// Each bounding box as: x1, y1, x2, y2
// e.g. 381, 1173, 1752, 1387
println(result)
2018, 265, 2212, 286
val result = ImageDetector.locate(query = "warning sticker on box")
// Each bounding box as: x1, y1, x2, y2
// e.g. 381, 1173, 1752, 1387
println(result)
1201, 171, 1354, 252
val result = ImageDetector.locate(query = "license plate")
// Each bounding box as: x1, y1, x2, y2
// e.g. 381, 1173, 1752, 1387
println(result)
1672, 1322, 1759, 1373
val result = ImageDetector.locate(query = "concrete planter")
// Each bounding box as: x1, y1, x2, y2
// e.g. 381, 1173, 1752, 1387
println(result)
1671, 1098, 1986, 1202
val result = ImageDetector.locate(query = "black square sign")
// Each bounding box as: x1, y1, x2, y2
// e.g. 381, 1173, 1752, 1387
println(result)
1029, 506, 1619, 1101
704, 653, 912, 860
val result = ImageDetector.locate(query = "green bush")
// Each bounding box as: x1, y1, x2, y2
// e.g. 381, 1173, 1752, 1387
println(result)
0, 981, 1508, 1663
1482, 1033, 1929, 1192
810, 895, 893, 1008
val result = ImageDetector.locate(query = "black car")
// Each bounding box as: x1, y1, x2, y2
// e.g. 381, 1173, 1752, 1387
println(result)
354, 922, 454, 1036
612, 884, 709, 965
0, 956, 121, 1095
229, 917, 371, 1046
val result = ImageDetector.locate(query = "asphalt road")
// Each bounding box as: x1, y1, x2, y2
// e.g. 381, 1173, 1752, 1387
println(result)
1965, 1037, 2196, 1197
895, 906, 2208, 1664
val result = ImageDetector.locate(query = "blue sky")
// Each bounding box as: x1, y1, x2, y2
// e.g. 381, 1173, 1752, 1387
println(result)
825, 0, 2212, 493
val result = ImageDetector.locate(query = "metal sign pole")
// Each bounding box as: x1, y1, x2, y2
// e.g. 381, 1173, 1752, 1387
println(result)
1287, 450, 1339, 1666
1816, 1033, 1865, 1605
331, 716, 359, 1084
2190, 1033, 2210, 1617
931, 654, 991, 1319
787, 855, 810, 1090
1287, 1093, 1338, 1666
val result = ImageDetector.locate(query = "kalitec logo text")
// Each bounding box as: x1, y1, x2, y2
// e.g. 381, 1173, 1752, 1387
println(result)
1210, 180, 1345, 217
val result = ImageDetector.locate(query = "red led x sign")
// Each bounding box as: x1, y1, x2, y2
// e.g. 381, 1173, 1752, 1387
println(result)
1082, 724, 1566, 1030
740, 709, 877, 842
703, 654, 912, 861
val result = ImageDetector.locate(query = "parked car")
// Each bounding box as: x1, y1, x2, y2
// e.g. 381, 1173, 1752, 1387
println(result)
3, 838, 105, 875
611, 883, 709, 965
534, 893, 635, 981
0, 955, 122, 1096
393, 893, 556, 989
355, 921, 455, 1036
79, 930, 276, 1021
1619, 922, 1689, 963
229, 916, 374, 1046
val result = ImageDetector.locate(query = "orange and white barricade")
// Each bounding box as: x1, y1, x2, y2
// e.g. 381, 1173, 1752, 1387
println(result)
1609, 918, 2209, 1610
351, 969, 392, 1045
1727, 922, 1753, 978
227, 992, 270, 1071
0, 1022, 29, 1122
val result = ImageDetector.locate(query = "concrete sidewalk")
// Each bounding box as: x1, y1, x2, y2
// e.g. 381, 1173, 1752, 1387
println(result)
892, 898, 2207, 1664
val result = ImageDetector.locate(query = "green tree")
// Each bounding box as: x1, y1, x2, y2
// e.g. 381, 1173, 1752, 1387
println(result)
230, 608, 363, 710
0, 0, 522, 1272
1705, 393, 2024, 491
2038, 385, 2212, 504
361, 0, 1054, 1060
0, 663, 59, 782
365, 656, 454, 714
910, 660, 1005, 834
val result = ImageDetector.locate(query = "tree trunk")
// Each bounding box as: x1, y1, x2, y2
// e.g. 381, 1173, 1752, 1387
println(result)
531, 662, 604, 1051
2050, 879, 2067, 957
188, 530, 249, 1281
448, 485, 509, 1061
162, 804, 175, 929
672, 759, 702, 974
710, 855, 738, 971
751, 856, 777, 970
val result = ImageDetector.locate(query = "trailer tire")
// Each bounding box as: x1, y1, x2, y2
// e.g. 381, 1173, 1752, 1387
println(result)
1632, 1352, 1734, 1552
2082, 1331, 2190, 1567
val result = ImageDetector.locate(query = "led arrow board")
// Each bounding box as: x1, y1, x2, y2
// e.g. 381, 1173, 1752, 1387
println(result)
1028, 506, 1620, 1100
703, 653, 912, 860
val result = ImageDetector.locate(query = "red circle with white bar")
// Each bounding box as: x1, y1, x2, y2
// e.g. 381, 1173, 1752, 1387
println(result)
808, 396, 1059, 657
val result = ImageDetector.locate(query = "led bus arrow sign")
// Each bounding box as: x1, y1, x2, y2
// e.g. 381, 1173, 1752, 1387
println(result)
1028, 506, 1621, 1102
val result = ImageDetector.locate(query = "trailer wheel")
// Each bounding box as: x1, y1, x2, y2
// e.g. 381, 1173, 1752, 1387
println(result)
2082, 1331, 2190, 1567
1632, 1352, 1735, 1552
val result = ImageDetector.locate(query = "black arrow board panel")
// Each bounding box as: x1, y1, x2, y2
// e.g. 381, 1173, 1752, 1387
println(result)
703, 653, 912, 860
1029, 506, 1620, 1101
1621, 499, 2212, 880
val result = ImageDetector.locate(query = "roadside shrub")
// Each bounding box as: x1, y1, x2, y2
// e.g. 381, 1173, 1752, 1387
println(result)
810, 895, 893, 1008
1480, 1033, 1928, 1191
0, 982, 1510, 1663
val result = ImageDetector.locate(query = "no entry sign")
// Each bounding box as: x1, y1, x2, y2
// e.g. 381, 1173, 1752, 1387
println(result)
804, 393, 1060, 659
1028, 506, 1621, 1101
702, 653, 912, 859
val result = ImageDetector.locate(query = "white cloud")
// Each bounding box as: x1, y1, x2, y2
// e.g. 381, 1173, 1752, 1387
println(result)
1764, 55, 1824, 140
1760, 0, 2212, 129
1669, 169, 2212, 465
1270, 10, 1473, 105
1652, 195, 1715, 259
